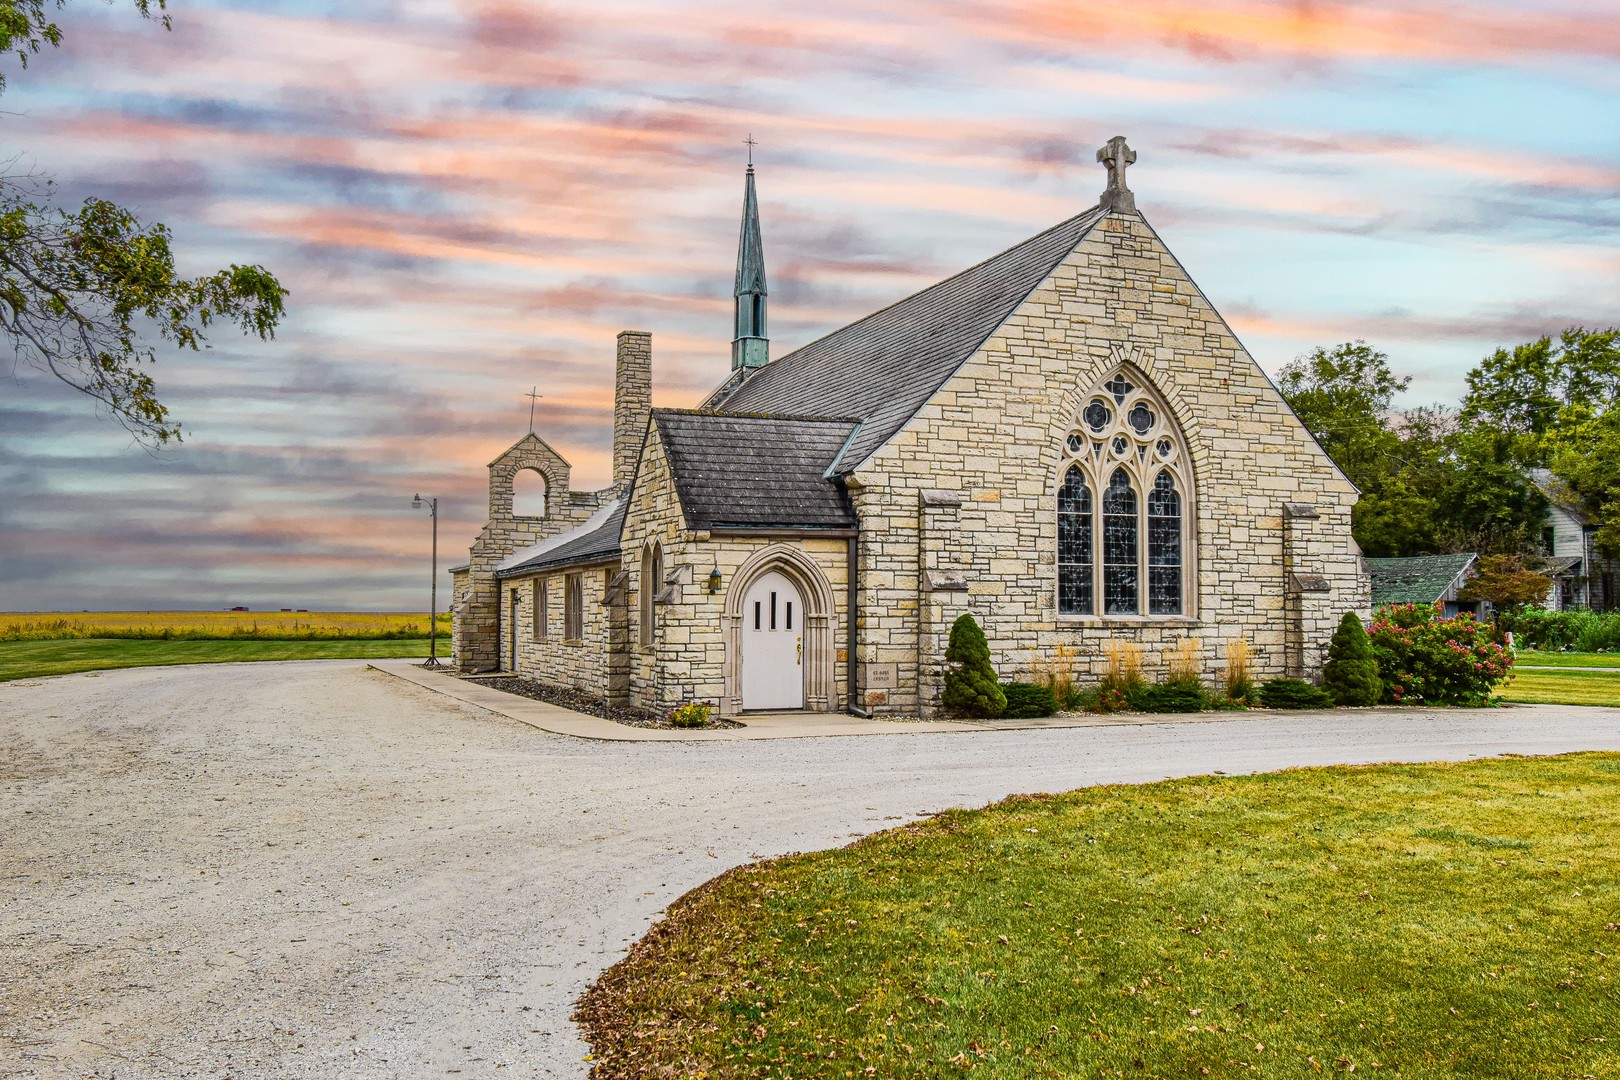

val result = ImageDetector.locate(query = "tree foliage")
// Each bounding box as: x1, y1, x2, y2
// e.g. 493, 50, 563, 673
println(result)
1460, 328, 1620, 468
1, 0, 286, 445
1279, 341, 1548, 558
1458, 555, 1553, 613
941, 613, 1004, 718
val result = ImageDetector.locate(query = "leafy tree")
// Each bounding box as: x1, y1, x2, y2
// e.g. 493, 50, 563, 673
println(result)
1280, 342, 1550, 558
1322, 611, 1380, 706
1458, 555, 1553, 614
1549, 407, 1620, 560
1277, 341, 1408, 489
1, 0, 287, 444
1459, 327, 1620, 467
941, 613, 1004, 718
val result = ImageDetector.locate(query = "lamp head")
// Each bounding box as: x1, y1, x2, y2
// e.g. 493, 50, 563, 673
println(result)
411, 494, 423, 509
707, 562, 723, 594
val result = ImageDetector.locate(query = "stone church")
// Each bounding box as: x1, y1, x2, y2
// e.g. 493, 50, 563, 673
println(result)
449, 138, 1369, 717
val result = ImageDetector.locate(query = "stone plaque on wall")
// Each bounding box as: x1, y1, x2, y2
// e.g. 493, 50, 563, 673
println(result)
866, 663, 898, 689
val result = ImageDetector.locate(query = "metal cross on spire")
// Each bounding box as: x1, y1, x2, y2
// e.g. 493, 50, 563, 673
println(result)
525, 386, 543, 433
744, 132, 757, 167
1096, 135, 1138, 214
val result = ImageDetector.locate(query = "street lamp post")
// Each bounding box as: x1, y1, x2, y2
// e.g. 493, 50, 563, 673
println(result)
411, 493, 441, 668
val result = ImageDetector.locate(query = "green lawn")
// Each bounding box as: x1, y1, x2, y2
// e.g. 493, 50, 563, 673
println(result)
578, 755, 1620, 1079
0, 637, 430, 682
1499, 668, 1620, 706
1514, 651, 1620, 670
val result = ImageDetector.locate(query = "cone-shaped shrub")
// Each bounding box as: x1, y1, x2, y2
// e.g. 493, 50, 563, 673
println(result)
942, 613, 1006, 718
1323, 610, 1381, 706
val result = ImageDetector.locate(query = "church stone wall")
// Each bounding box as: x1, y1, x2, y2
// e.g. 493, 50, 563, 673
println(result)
500, 568, 613, 696
848, 211, 1367, 714
622, 426, 849, 716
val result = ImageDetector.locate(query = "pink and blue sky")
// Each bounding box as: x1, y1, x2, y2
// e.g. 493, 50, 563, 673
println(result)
2, 0, 1617, 610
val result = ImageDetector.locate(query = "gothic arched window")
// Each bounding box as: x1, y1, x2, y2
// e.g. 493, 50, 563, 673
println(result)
1055, 368, 1193, 617
639, 541, 662, 647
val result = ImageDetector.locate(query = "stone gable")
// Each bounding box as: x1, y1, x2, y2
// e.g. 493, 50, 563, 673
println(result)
846, 211, 1367, 712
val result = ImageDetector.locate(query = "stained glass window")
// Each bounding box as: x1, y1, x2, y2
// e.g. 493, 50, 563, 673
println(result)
1055, 368, 1190, 620
1057, 467, 1093, 615
1102, 469, 1138, 614
1148, 471, 1182, 615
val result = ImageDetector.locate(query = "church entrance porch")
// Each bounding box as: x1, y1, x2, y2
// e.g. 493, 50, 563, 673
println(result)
741, 570, 804, 710
722, 543, 840, 716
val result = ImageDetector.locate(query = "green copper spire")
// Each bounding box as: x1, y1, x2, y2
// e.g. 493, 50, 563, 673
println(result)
732, 159, 769, 371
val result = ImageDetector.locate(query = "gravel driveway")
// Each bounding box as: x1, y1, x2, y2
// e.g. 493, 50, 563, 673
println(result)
4, 660, 1620, 1079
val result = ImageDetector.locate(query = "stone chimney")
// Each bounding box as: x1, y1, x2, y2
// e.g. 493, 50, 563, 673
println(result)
613, 330, 652, 490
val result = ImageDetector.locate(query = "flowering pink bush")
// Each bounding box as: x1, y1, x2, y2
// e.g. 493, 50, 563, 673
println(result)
1368, 604, 1515, 707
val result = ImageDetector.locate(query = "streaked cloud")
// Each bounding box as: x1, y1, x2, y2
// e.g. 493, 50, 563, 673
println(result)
0, 0, 1615, 609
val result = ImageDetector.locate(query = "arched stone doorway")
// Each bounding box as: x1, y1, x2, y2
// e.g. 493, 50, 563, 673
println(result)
723, 544, 837, 714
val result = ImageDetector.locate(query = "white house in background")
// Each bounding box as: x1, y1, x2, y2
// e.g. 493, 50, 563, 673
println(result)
1530, 468, 1618, 611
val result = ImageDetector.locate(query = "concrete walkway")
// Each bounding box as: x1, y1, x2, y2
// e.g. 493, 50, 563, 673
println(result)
369, 658, 1408, 740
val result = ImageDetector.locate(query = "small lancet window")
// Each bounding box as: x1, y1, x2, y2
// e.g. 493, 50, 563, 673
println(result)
1147, 471, 1183, 615
1057, 466, 1094, 615
1103, 469, 1139, 615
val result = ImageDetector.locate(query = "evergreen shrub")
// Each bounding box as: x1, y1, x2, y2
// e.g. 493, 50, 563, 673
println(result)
942, 613, 1006, 718
999, 682, 1057, 719
1259, 678, 1334, 709
1368, 604, 1515, 706
1126, 682, 1206, 713
1322, 611, 1381, 706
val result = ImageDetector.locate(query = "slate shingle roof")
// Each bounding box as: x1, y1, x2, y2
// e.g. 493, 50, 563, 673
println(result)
716, 205, 1108, 470
1368, 553, 1478, 607
496, 499, 627, 577
655, 410, 858, 530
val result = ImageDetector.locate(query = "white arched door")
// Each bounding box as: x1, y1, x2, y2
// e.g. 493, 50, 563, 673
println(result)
740, 570, 804, 710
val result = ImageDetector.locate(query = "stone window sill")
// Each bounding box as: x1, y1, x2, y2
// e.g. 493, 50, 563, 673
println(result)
1056, 615, 1204, 627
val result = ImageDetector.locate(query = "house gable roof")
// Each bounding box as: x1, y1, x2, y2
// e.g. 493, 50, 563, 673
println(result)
1368, 552, 1479, 607
654, 410, 858, 530
714, 205, 1109, 470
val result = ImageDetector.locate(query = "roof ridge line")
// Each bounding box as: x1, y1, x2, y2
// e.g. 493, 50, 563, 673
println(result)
654, 407, 862, 424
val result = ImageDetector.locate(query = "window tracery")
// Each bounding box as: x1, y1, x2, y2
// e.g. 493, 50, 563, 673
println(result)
1056, 368, 1192, 617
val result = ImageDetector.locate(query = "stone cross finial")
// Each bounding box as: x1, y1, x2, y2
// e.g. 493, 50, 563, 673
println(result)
1096, 135, 1137, 213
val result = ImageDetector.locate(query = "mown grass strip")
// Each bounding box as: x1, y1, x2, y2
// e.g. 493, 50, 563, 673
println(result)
578, 754, 1620, 1079
1513, 652, 1620, 670
0, 638, 429, 682
1498, 668, 1620, 706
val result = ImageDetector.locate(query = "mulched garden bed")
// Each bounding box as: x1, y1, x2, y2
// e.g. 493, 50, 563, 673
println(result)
470, 676, 742, 730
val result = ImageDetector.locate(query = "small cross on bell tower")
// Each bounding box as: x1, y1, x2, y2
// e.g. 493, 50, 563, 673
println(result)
1096, 135, 1137, 214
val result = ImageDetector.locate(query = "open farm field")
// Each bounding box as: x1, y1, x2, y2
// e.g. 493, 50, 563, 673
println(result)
580, 754, 1620, 1080
0, 638, 431, 682
0, 610, 447, 641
